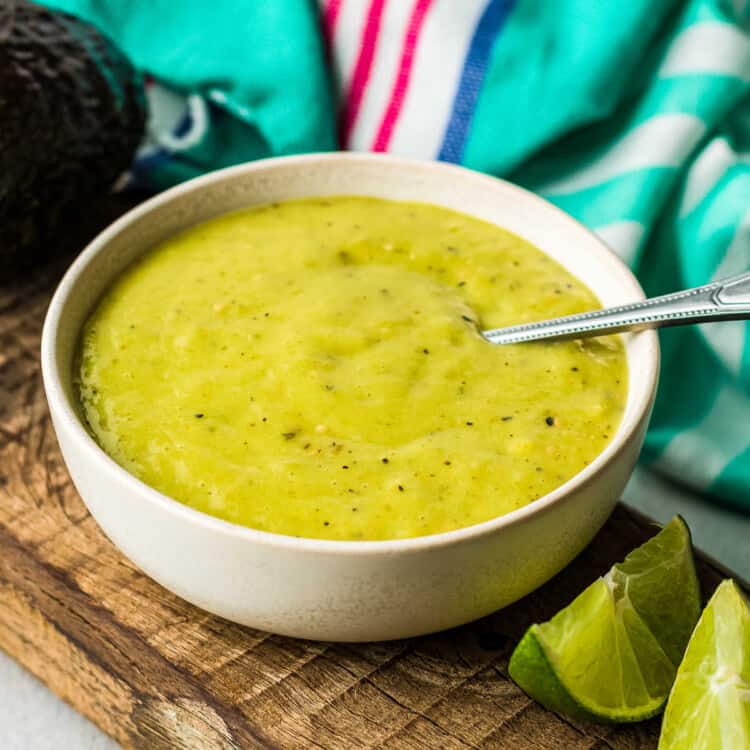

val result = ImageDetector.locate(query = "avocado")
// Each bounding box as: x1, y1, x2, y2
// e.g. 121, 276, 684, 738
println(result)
0, 0, 146, 278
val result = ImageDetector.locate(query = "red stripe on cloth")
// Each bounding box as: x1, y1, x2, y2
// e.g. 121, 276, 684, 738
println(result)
340, 0, 388, 147
371, 0, 433, 152
322, 0, 344, 40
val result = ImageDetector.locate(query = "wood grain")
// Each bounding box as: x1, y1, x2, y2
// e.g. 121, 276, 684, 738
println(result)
0, 197, 740, 749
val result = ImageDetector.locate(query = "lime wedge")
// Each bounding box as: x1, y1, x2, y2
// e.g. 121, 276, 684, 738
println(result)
508, 516, 701, 722
659, 579, 750, 749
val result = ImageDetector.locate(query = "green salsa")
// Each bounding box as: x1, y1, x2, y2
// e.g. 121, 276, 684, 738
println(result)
78, 197, 627, 540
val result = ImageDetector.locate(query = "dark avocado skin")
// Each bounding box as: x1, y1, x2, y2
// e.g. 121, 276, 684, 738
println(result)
0, 0, 146, 278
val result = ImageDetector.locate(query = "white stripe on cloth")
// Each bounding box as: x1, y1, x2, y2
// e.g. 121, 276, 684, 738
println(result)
137, 82, 190, 156
348, 0, 415, 151
385, 0, 488, 159
654, 383, 750, 492
158, 95, 209, 152
680, 137, 750, 216
539, 114, 706, 196
701, 320, 747, 381
658, 22, 750, 81
699, 209, 750, 377
330, 0, 371, 93
593, 221, 645, 265
712, 208, 750, 281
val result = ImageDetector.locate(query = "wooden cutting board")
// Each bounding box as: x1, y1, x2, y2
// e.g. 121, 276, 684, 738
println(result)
0, 198, 742, 749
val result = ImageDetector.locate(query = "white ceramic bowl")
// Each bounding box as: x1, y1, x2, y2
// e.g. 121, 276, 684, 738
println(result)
42, 153, 659, 641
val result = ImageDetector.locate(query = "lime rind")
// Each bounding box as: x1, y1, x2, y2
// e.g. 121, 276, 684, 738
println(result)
509, 516, 701, 723
508, 625, 593, 722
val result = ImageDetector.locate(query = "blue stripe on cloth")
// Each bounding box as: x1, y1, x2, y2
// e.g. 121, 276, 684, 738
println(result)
173, 109, 193, 138
129, 149, 172, 189
437, 0, 516, 164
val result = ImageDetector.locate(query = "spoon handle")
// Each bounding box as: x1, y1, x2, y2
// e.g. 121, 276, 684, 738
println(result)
482, 271, 750, 345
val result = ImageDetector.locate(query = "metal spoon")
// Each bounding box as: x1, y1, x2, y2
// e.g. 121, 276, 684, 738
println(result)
483, 270, 750, 345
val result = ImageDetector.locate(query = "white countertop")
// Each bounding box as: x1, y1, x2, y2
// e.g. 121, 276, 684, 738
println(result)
2, 468, 749, 749
0, 650, 116, 750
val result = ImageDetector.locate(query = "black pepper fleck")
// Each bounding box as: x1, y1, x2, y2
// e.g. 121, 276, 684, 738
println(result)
381, 457, 389, 464
194, 413, 204, 419
545, 416, 555, 426
466, 421, 474, 426
282, 431, 297, 440
397, 485, 404, 492
501, 416, 513, 422
342, 465, 349, 470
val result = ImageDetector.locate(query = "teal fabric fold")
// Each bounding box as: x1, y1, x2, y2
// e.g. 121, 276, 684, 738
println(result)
39, 0, 337, 188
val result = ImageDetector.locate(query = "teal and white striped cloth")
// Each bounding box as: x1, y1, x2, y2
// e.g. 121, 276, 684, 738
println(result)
42, 0, 750, 510
508, 3, 750, 510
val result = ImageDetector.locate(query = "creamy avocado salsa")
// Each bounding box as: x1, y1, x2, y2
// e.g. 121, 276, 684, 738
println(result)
77, 197, 627, 541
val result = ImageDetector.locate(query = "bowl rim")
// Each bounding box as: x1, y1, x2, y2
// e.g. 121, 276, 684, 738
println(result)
41, 152, 659, 555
